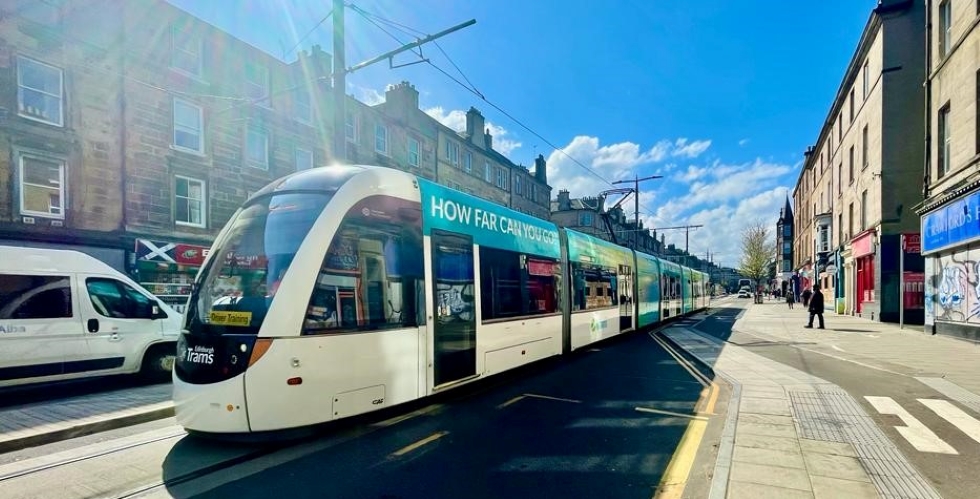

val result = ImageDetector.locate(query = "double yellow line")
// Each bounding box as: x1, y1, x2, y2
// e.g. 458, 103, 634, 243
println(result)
649, 331, 719, 499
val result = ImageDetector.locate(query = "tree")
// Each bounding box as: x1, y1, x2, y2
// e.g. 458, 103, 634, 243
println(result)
739, 222, 775, 290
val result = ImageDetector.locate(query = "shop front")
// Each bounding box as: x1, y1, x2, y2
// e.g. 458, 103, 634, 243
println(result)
921, 189, 980, 341
132, 239, 211, 314
851, 230, 876, 317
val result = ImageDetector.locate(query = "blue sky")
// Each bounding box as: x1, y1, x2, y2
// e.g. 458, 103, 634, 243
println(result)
168, 0, 877, 266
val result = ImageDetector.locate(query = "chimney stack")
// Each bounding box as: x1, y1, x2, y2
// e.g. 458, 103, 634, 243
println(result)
466, 107, 486, 149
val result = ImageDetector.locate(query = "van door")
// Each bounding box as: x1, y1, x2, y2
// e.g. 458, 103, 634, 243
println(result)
0, 273, 75, 384
79, 276, 161, 374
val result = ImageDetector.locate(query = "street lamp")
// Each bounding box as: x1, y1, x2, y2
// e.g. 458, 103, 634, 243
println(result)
612, 174, 662, 250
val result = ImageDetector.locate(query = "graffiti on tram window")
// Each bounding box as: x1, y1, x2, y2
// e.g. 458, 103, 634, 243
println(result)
929, 249, 980, 323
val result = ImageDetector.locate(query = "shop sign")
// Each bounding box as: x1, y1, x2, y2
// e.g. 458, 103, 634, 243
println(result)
175, 244, 210, 265
922, 190, 980, 253
137, 239, 210, 266
852, 231, 876, 258
902, 233, 921, 254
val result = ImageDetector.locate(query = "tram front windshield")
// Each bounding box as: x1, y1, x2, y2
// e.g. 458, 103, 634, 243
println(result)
186, 192, 330, 336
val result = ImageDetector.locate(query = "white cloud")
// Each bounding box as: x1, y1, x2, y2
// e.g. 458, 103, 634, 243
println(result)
542, 132, 793, 267
424, 107, 522, 156
739, 138, 750, 147
671, 138, 712, 158
350, 84, 385, 106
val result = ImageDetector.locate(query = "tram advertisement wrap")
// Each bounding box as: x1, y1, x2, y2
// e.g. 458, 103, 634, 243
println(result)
419, 179, 561, 258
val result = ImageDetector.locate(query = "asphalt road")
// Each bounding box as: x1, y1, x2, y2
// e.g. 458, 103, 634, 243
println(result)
162, 328, 713, 499
694, 300, 980, 499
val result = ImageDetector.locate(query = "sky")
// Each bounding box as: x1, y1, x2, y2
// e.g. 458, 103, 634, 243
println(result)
168, 0, 877, 267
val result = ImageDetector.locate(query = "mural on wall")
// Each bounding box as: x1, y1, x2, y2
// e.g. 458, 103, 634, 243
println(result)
928, 248, 980, 324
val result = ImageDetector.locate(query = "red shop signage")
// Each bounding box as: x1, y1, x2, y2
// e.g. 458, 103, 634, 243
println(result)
174, 244, 210, 265
902, 233, 921, 254
852, 231, 876, 258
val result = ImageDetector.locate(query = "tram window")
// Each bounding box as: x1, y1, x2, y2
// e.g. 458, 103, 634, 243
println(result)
479, 247, 560, 321
570, 262, 617, 312
303, 207, 424, 335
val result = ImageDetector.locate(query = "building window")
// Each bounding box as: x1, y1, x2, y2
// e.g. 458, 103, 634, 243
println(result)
345, 111, 357, 142
838, 115, 842, 142
463, 151, 472, 172
18, 152, 65, 219
862, 126, 869, 169
408, 137, 420, 167
783, 225, 791, 237
484, 160, 492, 182
245, 61, 270, 103
861, 190, 868, 229
295, 90, 312, 124
837, 163, 842, 195
175, 176, 206, 227
295, 147, 313, 171
246, 127, 268, 169
863, 59, 869, 98
374, 124, 388, 155
940, 0, 952, 57
515, 176, 522, 197
446, 141, 460, 166
173, 98, 204, 153
496, 168, 506, 189
532, 184, 538, 203
849, 89, 854, 122
171, 25, 203, 77
580, 212, 593, 227
17, 56, 64, 127
848, 203, 854, 240
939, 103, 951, 177
838, 213, 843, 245
976, 70, 980, 154
849, 146, 854, 184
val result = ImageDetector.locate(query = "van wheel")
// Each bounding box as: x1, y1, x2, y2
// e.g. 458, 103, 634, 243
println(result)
140, 344, 176, 383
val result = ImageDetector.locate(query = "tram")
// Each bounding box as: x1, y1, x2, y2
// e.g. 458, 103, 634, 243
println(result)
173, 165, 709, 434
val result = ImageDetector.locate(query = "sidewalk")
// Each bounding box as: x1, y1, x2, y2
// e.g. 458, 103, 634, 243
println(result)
0, 383, 174, 454
737, 300, 980, 402
660, 305, 947, 499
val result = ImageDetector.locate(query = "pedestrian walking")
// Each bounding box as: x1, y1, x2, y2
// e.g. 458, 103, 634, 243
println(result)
786, 291, 795, 309
804, 284, 825, 329
801, 288, 812, 307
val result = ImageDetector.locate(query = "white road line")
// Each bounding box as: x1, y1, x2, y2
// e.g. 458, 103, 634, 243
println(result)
919, 398, 980, 445
865, 396, 958, 454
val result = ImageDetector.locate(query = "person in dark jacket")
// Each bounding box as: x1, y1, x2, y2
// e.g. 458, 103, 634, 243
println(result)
804, 284, 825, 329
801, 287, 812, 307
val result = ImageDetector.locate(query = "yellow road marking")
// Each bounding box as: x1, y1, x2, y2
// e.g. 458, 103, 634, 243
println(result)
497, 395, 526, 409
371, 404, 445, 428
703, 382, 720, 415
635, 406, 709, 421
524, 393, 582, 404
654, 419, 708, 499
389, 431, 449, 457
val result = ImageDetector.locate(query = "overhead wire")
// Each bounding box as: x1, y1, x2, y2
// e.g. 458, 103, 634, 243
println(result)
283, 9, 334, 59
347, 5, 681, 233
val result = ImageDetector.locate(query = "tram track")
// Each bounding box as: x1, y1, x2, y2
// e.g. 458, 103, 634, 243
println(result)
0, 429, 186, 484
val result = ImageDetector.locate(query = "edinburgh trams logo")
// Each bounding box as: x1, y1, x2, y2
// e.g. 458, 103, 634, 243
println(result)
184, 345, 216, 365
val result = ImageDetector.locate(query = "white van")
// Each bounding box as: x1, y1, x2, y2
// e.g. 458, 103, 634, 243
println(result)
0, 246, 183, 387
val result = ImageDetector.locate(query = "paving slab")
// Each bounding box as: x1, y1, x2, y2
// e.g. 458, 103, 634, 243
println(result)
0, 383, 173, 454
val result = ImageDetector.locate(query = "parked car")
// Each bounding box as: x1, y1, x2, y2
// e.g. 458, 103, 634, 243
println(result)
738, 287, 751, 298
0, 246, 182, 387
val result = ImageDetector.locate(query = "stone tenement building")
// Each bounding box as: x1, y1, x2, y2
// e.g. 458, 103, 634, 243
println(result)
551, 190, 662, 255
918, 0, 980, 341
792, 0, 924, 323
0, 0, 551, 310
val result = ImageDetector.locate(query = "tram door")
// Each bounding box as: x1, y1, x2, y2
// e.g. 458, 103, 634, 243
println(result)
430, 231, 477, 387
618, 264, 633, 331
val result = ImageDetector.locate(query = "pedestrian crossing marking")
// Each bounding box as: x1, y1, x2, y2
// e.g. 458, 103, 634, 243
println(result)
865, 396, 959, 454
919, 398, 980, 445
